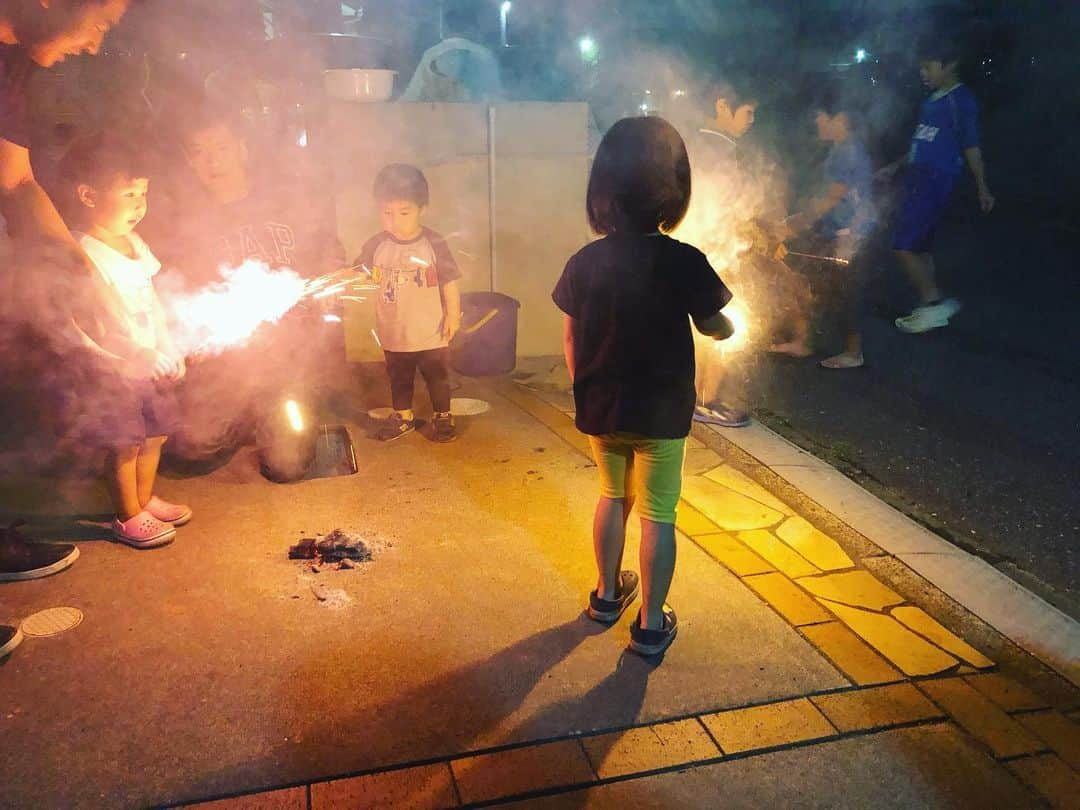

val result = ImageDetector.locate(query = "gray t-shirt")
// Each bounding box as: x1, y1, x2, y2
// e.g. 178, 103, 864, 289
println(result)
355, 227, 462, 353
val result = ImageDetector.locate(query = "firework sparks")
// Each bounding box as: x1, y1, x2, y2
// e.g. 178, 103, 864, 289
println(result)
165, 259, 307, 356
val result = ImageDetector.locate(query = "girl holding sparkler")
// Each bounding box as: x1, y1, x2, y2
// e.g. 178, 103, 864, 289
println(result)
59, 132, 191, 548
553, 117, 734, 657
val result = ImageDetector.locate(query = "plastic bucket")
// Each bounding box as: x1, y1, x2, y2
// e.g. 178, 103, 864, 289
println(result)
452, 292, 520, 376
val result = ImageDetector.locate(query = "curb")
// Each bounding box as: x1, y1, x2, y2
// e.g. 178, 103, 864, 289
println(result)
702, 421, 1080, 689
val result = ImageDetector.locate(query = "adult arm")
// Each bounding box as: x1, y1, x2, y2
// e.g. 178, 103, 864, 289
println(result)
0, 138, 85, 261
0, 136, 130, 364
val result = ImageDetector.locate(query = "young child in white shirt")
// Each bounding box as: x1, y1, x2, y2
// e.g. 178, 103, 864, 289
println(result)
59, 131, 191, 548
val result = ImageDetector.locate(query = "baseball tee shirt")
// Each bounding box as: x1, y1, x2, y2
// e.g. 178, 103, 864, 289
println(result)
908, 84, 979, 175
355, 227, 462, 353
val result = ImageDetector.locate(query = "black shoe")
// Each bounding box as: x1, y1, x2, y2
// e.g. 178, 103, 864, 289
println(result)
628, 606, 678, 656
587, 571, 640, 624
1, 624, 22, 659
376, 412, 416, 442
432, 411, 457, 443
0, 522, 79, 582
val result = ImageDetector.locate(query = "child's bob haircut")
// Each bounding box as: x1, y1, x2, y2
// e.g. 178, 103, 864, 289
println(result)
373, 163, 430, 207
587, 116, 691, 235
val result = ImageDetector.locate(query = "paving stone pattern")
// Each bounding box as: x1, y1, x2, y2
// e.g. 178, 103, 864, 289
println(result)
176, 382, 1080, 810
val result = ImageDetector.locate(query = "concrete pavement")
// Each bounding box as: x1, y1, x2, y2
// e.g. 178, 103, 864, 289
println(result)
0, 363, 1077, 808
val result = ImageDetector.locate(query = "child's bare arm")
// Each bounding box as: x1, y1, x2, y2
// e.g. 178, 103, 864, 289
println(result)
964, 146, 995, 212
440, 279, 462, 342
694, 310, 735, 340
562, 314, 576, 382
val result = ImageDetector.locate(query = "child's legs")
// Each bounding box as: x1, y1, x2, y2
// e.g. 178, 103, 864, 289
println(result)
588, 435, 636, 600
384, 351, 419, 415
416, 348, 452, 413
895, 250, 939, 304
136, 436, 167, 508
105, 445, 142, 521
631, 437, 687, 630
891, 167, 955, 304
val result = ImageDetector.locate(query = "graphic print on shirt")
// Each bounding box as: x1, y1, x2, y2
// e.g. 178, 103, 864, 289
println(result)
220, 221, 297, 268
914, 124, 940, 143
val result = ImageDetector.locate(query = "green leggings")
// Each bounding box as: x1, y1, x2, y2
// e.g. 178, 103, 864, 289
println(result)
588, 433, 687, 524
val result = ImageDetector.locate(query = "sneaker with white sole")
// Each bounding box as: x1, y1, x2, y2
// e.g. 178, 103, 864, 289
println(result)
111, 511, 176, 549
146, 495, 192, 526
376, 412, 416, 442
1, 624, 23, 659
895, 298, 962, 334
0, 521, 80, 582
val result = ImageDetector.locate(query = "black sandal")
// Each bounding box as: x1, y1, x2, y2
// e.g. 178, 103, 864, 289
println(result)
587, 571, 640, 624
628, 606, 678, 656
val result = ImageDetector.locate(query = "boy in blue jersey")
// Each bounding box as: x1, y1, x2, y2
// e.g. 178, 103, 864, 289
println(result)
882, 39, 995, 334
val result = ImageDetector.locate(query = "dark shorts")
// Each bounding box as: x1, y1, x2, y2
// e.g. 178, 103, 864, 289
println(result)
71, 374, 182, 450
891, 165, 958, 253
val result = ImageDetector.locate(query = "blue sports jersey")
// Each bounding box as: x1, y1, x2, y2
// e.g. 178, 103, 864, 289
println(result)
908, 84, 979, 175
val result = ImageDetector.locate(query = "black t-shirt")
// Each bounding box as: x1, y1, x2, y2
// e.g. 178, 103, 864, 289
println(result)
552, 233, 732, 439
147, 177, 344, 289
0, 44, 34, 149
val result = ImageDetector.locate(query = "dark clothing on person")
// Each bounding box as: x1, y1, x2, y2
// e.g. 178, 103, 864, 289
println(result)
384, 348, 451, 413
149, 177, 344, 288
553, 233, 731, 439
0, 44, 34, 148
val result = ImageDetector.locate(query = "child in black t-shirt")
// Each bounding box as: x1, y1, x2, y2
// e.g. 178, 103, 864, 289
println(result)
552, 116, 735, 657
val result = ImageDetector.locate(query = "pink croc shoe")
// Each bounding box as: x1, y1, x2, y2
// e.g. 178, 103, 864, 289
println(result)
146, 495, 192, 527
111, 511, 176, 549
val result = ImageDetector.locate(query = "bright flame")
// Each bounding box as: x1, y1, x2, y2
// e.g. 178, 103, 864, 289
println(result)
715, 300, 751, 353
284, 399, 304, 432
164, 260, 306, 355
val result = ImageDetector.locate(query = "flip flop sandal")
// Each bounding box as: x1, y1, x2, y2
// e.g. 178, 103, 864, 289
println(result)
628, 606, 679, 656
587, 571, 640, 624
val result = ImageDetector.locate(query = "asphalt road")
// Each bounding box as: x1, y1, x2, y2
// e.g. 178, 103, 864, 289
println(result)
743, 200, 1079, 618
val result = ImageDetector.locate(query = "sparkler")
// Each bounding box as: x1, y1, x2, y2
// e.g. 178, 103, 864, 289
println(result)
163, 259, 379, 356
784, 250, 850, 266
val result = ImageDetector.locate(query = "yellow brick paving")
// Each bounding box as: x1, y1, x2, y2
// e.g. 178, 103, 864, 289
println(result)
181, 383, 1080, 809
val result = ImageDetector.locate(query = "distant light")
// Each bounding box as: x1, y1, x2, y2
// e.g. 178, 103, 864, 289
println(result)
639, 103, 649, 113
297, 130, 308, 148
285, 400, 304, 433
579, 36, 597, 60
673, 89, 686, 97
501, 1, 512, 12
855, 48, 868, 63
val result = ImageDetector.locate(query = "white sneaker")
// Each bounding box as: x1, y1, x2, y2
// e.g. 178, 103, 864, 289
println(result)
895, 298, 962, 334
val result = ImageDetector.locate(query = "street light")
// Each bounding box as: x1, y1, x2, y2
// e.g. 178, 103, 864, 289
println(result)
579, 35, 598, 63
500, 1, 511, 48
855, 48, 868, 63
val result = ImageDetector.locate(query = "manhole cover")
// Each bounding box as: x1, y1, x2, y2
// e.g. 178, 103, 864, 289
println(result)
21, 607, 83, 637
450, 398, 491, 416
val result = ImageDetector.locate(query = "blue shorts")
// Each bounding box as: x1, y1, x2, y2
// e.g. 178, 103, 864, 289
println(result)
891, 165, 958, 253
